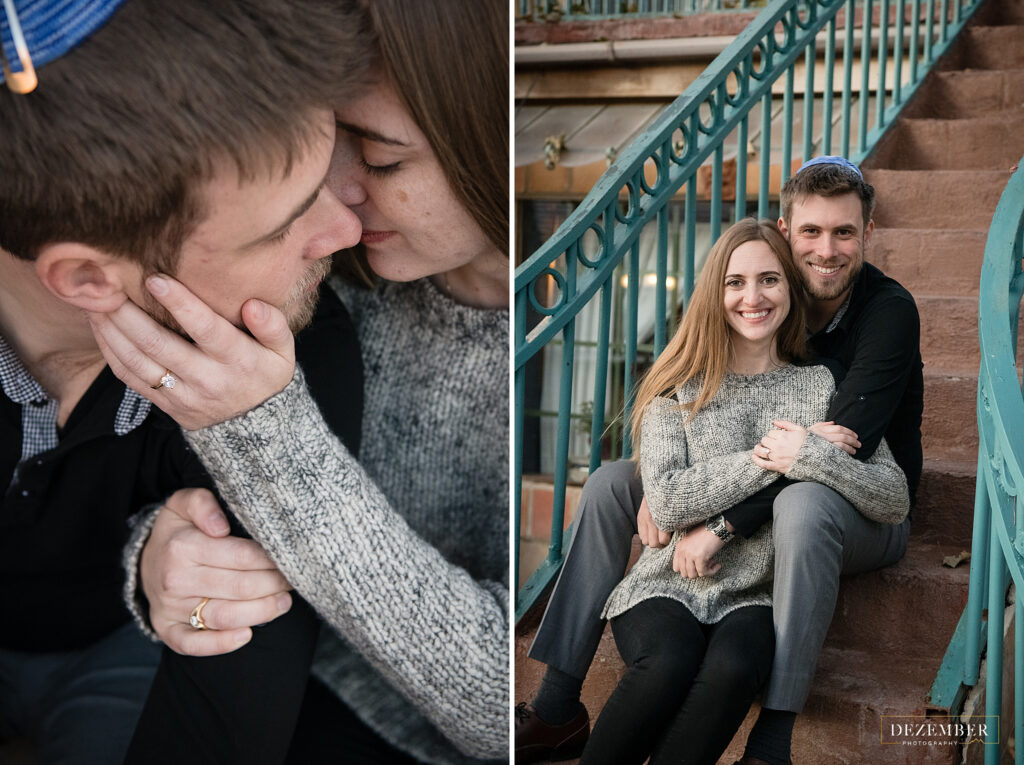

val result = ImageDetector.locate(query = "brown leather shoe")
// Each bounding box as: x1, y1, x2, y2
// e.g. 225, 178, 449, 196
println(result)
515, 702, 590, 763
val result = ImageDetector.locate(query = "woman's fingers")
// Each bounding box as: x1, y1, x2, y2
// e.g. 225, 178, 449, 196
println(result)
91, 300, 198, 381
241, 298, 295, 364
145, 274, 256, 362
189, 534, 285, 573
159, 623, 254, 657
174, 592, 292, 633
190, 566, 292, 602
90, 311, 178, 395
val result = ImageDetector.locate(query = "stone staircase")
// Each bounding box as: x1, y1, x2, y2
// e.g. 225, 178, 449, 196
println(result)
515, 1, 1024, 762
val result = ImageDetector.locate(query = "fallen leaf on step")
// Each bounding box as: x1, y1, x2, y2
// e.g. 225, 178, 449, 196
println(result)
942, 550, 971, 568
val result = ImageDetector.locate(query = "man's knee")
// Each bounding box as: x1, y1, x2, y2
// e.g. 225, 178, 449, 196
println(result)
772, 483, 849, 552
576, 461, 640, 527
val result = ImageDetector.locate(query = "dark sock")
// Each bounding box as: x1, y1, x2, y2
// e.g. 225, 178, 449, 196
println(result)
531, 667, 584, 725
744, 708, 796, 765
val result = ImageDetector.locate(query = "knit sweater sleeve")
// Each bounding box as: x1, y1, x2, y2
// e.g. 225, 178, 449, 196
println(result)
787, 433, 909, 524
182, 370, 508, 760
640, 396, 776, 531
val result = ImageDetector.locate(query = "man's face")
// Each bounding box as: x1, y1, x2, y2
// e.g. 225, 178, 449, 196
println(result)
779, 192, 872, 304
131, 110, 361, 334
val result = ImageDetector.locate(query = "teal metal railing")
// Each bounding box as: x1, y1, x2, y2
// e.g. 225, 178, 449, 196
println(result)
515, 0, 983, 619
931, 160, 1024, 763
517, 0, 759, 20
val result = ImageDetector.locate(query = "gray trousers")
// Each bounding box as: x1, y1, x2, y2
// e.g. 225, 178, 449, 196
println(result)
527, 461, 910, 712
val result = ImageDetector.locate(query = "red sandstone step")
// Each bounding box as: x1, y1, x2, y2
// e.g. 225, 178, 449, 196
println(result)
901, 70, 1024, 119
913, 458, 978, 547
921, 372, 979, 462
865, 170, 1011, 230
916, 294, 980, 373
939, 26, 1024, 70
869, 229, 984, 297
869, 116, 1024, 171
972, 0, 1024, 26
824, 540, 970, 656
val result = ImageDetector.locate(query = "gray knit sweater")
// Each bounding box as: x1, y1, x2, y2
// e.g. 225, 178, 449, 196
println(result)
127, 277, 509, 764
602, 364, 908, 624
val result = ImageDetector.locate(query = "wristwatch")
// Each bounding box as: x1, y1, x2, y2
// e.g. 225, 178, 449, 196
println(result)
705, 514, 734, 543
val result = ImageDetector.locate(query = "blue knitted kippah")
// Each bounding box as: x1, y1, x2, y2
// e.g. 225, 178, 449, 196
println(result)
1, 0, 124, 82
795, 155, 864, 180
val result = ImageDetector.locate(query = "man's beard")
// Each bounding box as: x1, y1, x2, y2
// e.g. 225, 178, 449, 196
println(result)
281, 254, 332, 333
142, 254, 332, 340
803, 244, 864, 302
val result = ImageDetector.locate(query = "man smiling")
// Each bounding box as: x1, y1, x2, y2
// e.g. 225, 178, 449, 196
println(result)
517, 157, 923, 765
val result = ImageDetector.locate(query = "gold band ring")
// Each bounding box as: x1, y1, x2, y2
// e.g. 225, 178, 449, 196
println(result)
189, 597, 211, 630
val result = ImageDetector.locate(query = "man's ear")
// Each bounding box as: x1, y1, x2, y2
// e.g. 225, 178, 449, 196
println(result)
777, 217, 789, 239
35, 243, 133, 313
863, 219, 874, 248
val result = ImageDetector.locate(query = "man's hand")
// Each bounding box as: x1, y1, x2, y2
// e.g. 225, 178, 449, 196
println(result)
752, 420, 808, 473
140, 488, 293, 656
637, 496, 671, 549
672, 525, 724, 579
809, 421, 861, 455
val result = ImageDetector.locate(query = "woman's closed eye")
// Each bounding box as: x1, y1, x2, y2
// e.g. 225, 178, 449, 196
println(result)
360, 157, 401, 178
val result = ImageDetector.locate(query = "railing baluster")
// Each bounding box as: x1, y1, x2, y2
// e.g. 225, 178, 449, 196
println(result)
940, 0, 949, 43
655, 200, 669, 355
984, 549, 1006, 765
549, 249, 578, 563
684, 172, 696, 310
964, 456, 990, 685
877, 0, 890, 130
823, 16, 836, 155
894, 0, 906, 107
925, 0, 935, 63
513, 287, 527, 601
840, 0, 855, 157
859, 0, 873, 155
758, 89, 771, 219
736, 114, 749, 220
910, 0, 921, 84
782, 64, 795, 186
622, 239, 640, 457
711, 142, 724, 243
803, 38, 815, 162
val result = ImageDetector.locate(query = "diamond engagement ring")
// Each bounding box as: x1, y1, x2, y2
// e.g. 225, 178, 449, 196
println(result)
189, 597, 211, 630
151, 369, 177, 390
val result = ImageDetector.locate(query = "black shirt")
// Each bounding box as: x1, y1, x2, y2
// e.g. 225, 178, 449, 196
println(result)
723, 262, 924, 536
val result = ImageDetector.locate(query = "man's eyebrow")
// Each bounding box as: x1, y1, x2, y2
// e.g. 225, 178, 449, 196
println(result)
336, 119, 408, 147
242, 179, 325, 249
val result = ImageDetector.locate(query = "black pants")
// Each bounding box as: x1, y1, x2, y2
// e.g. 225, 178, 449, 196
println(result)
581, 598, 774, 765
286, 677, 422, 764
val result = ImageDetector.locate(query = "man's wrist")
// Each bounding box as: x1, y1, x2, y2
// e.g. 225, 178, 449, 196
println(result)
705, 514, 734, 543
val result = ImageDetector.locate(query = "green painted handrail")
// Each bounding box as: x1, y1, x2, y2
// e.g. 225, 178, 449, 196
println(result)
958, 158, 1024, 764
515, 0, 981, 620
